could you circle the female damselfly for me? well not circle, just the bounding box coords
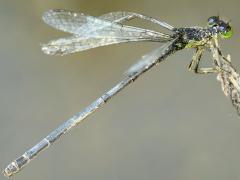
[3,9,239,177]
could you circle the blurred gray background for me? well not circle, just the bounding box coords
[1,0,240,180]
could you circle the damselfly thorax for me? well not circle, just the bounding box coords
[172,27,216,48]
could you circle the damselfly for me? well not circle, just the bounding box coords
[3,9,239,177]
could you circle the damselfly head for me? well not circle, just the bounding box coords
[208,16,233,39]
[218,20,233,39]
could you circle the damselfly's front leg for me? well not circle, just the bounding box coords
[188,47,218,74]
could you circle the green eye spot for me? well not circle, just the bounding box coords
[220,27,233,39]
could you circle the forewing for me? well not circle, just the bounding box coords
[42,10,134,34]
[99,11,137,23]
[43,9,88,34]
[42,9,173,36]
[41,24,173,55]
[42,35,155,55]
[100,11,174,30]
[42,9,174,55]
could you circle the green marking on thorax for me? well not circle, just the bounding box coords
[185,40,207,48]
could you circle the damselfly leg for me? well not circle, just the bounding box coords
[189,47,218,74]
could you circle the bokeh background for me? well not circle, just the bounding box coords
[1,0,240,180]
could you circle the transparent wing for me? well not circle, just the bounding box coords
[42,35,165,55]
[42,9,87,34]
[42,9,174,34]
[99,11,137,23]
[42,11,134,34]
[42,10,174,55]
[99,11,175,30]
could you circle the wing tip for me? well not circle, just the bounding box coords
[41,43,61,56]
[42,9,70,23]
[41,42,76,56]
[42,10,52,23]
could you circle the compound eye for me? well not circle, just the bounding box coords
[218,20,227,31]
[218,21,233,39]
[208,16,219,26]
